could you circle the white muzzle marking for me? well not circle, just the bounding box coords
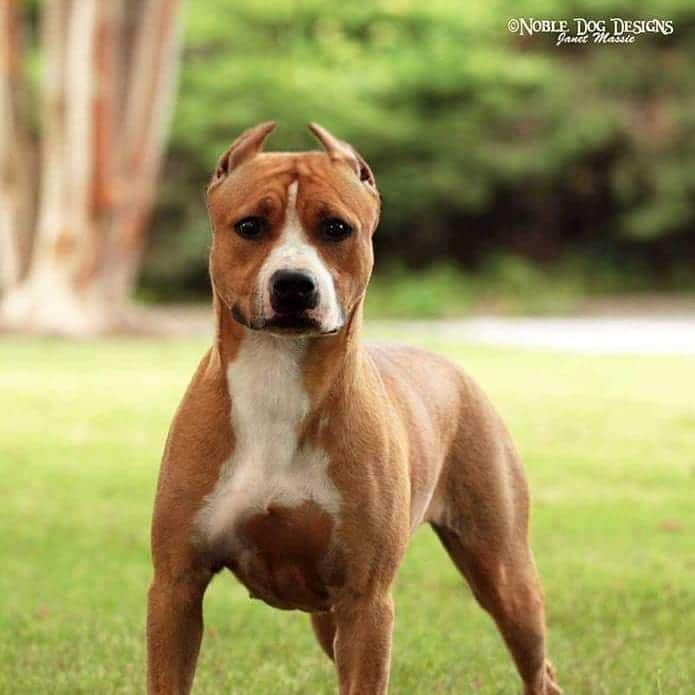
[256,181,343,333]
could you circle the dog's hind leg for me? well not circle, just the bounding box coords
[427,400,562,695]
[431,522,561,695]
[310,611,336,660]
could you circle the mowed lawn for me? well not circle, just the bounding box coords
[1,329,694,694]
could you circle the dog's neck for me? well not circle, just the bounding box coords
[211,292,366,418]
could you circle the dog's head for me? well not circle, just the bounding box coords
[206,122,380,337]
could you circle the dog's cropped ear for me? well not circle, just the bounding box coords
[308,122,376,189]
[208,121,276,192]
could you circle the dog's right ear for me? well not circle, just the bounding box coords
[207,121,276,192]
[307,122,376,189]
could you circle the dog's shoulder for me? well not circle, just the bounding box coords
[366,341,464,383]
[364,341,500,424]
[364,341,466,412]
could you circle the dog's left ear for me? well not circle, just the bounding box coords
[308,122,376,189]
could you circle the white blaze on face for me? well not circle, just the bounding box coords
[257,181,343,332]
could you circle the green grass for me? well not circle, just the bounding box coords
[1,331,694,694]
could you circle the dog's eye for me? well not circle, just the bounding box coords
[234,216,266,240]
[321,217,353,242]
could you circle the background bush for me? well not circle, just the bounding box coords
[142,0,695,299]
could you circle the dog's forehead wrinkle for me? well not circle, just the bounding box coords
[297,177,367,221]
[238,156,366,218]
[243,152,342,186]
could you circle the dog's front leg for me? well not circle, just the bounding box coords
[146,566,211,695]
[333,593,395,695]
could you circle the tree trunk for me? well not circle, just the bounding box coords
[0,0,34,297]
[0,0,182,336]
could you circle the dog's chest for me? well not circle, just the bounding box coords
[196,334,342,610]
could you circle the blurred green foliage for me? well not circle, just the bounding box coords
[362,254,657,318]
[144,0,695,298]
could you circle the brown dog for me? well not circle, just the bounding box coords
[147,122,562,695]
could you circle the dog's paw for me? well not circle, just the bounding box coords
[523,661,563,695]
[542,660,563,695]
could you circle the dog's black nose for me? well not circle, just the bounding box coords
[270,269,319,314]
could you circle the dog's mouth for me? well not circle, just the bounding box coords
[263,313,323,335]
[231,304,340,337]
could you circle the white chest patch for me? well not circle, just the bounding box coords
[196,331,341,550]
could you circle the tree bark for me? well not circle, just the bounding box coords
[106,0,182,308]
[0,0,34,295]
[0,0,182,336]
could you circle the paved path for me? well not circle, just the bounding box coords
[151,305,695,355]
[380,317,695,355]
